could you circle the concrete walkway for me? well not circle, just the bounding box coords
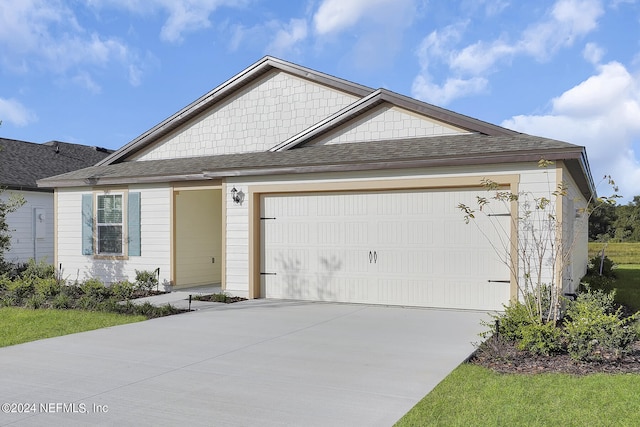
[131,285,224,310]
[0,300,489,426]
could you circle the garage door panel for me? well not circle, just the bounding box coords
[261,189,511,310]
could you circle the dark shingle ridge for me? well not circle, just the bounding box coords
[0,137,113,190]
[38,133,582,187]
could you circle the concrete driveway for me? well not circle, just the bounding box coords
[0,300,489,426]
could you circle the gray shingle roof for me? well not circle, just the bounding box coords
[0,138,112,191]
[38,133,590,192]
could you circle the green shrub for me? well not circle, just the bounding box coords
[517,322,564,356]
[567,288,616,317]
[98,299,120,313]
[157,304,182,317]
[134,301,158,317]
[0,274,10,292]
[0,294,18,307]
[52,293,72,309]
[586,255,616,278]
[111,280,135,300]
[60,283,83,299]
[8,279,35,299]
[76,295,99,311]
[580,275,616,293]
[34,277,61,298]
[25,294,46,309]
[80,278,112,301]
[135,270,158,292]
[563,289,638,361]
[494,301,536,341]
[20,259,55,280]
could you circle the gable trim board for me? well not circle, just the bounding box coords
[37,56,595,309]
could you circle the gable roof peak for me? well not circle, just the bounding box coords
[97,56,374,166]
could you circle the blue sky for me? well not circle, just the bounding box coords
[0,0,638,201]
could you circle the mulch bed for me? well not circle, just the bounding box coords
[469,338,640,375]
[131,290,168,299]
[193,294,247,303]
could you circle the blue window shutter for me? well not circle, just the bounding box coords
[81,194,94,255]
[128,192,141,256]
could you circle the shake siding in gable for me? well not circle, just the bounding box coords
[307,104,469,146]
[131,71,361,161]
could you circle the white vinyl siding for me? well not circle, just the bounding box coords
[56,185,172,285]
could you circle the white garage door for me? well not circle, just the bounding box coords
[260,189,511,310]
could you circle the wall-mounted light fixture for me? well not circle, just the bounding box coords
[231,187,245,205]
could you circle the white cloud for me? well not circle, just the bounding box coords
[583,42,605,64]
[0,1,140,88]
[450,39,515,75]
[412,75,488,105]
[501,61,640,202]
[412,0,605,104]
[88,0,249,43]
[72,72,102,94]
[518,0,603,60]
[313,0,401,35]
[0,98,37,126]
[266,19,308,56]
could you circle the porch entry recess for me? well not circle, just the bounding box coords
[260,188,511,310]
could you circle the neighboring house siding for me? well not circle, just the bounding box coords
[132,71,360,161]
[56,185,172,285]
[309,104,469,146]
[5,191,54,264]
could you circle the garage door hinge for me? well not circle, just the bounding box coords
[260,217,276,220]
[487,213,511,217]
[487,280,510,283]
[260,272,277,276]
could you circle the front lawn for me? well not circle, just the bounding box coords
[397,253,640,426]
[0,307,145,347]
[395,364,640,426]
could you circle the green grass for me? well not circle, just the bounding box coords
[589,242,640,265]
[398,243,640,426]
[395,364,640,427]
[0,307,145,347]
[613,265,640,312]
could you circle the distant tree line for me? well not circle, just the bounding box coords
[589,196,640,242]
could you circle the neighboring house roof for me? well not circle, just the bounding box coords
[37,133,594,199]
[0,138,112,191]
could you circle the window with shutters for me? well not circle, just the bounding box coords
[97,194,123,255]
[82,191,141,258]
